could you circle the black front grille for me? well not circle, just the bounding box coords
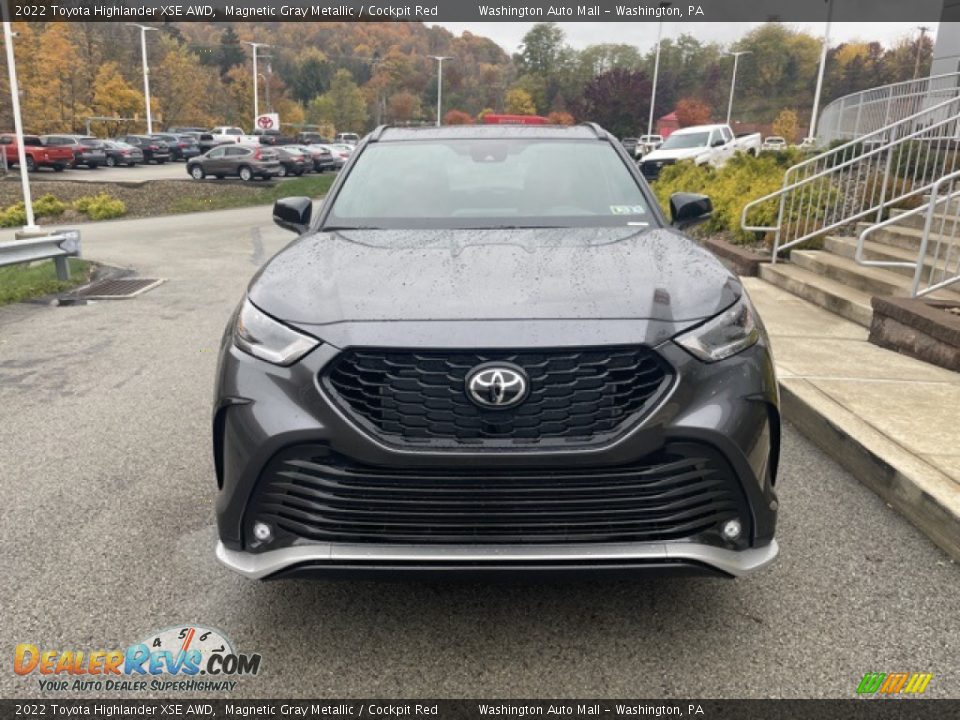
[322,347,673,447]
[248,444,749,546]
[641,158,675,180]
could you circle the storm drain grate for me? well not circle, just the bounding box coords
[75,278,165,300]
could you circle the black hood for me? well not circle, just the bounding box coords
[249,226,739,332]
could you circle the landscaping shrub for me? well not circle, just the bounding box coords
[73,193,126,220]
[0,194,66,227]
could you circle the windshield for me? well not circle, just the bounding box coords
[659,132,709,150]
[324,138,652,230]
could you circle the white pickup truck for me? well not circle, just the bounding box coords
[208,126,260,145]
[639,123,761,180]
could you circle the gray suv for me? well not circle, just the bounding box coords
[187,145,281,181]
[213,124,780,581]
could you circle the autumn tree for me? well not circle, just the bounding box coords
[505,88,537,115]
[388,91,421,122]
[675,98,712,127]
[547,111,575,125]
[771,108,799,142]
[307,69,367,134]
[92,63,144,125]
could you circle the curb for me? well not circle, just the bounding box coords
[780,377,960,562]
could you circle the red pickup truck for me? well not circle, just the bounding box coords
[0,133,74,171]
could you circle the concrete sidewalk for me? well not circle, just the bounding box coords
[745,277,960,561]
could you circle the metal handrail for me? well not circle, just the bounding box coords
[817,71,960,145]
[741,94,960,262]
[857,171,960,297]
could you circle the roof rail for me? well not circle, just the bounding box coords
[579,122,608,140]
[368,125,389,142]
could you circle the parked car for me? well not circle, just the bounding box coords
[762,136,787,151]
[295,131,332,145]
[186,144,281,181]
[40,134,107,168]
[213,123,780,581]
[637,134,664,158]
[334,132,360,145]
[101,140,143,167]
[209,126,260,145]
[150,133,200,161]
[254,129,297,146]
[274,146,311,177]
[179,131,230,154]
[307,144,340,171]
[165,126,207,134]
[0,133,73,171]
[115,135,171,164]
[621,137,638,156]
[640,124,761,180]
[284,144,331,173]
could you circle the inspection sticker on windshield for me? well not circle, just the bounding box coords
[610,205,646,215]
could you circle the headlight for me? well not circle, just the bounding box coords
[233,298,319,366]
[675,295,760,362]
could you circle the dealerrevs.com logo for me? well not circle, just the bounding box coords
[856,672,933,696]
[14,625,261,693]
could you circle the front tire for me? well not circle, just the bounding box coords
[189,165,205,180]
[276,165,288,178]
[106,156,117,167]
[25,156,36,172]
[238,166,253,182]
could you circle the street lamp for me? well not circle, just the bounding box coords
[913,26,931,79]
[808,0,834,141]
[724,51,752,126]
[127,24,158,135]
[429,55,453,127]
[647,2,672,138]
[2,18,37,230]
[243,41,271,129]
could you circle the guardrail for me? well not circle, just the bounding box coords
[0,230,82,281]
[818,71,960,145]
[741,95,960,262]
[857,172,960,297]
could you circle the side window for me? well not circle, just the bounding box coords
[208,148,226,159]
[709,130,720,147]
[227,147,249,157]
[722,127,734,143]
[0,136,11,145]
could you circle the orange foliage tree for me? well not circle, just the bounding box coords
[675,98,712,127]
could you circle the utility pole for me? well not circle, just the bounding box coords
[3,16,37,230]
[429,55,453,126]
[808,0,834,141]
[913,26,931,79]
[243,41,270,129]
[647,3,672,138]
[725,51,752,127]
[127,24,158,134]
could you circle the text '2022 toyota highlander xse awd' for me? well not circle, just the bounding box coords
[213,124,780,580]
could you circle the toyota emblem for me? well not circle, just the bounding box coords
[465,363,529,409]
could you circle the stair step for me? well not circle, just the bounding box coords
[758,263,873,327]
[825,236,955,282]
[887,208,960,232]
[790,250,915,297]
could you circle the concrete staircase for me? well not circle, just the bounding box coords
[758,205,960,327]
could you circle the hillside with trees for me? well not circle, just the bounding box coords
[0,21,933,138]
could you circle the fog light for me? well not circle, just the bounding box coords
[721,519,742,541]
[253,522,273,543]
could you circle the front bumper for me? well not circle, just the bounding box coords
[213,328,780,580]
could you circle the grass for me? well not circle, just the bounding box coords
[168,174,336,214]
[0,258,94,306]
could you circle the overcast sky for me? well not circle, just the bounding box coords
[431,22,940,54]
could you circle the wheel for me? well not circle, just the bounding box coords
[295,169,304,177]
[276,165,288,178]
[53,164,65,172]
[157,160,166,165]
[106,156,117,167]
[238,166,253,182]
[127,162,136,167]
[189,164,205,180]
[25,155,36,172]
[87,163,98,169]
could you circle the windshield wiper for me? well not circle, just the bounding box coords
[320,225,381,232]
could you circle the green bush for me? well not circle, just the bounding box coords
[73,193,125,220]
[0,194,68,227]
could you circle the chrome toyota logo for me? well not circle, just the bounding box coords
[466,363,529,409]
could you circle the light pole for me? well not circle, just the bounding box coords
[808,0,834,141]
[913,26,931,79]
[725,51,752,126]
[429,55,453,126]
[647,3,672,138]
[2,18,37,230]
[127,24,158,134]
[244,41,270,129]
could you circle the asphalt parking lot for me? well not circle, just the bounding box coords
[23,161,328,183]
[1,207,958,699]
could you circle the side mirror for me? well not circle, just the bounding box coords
[712,138,726,147]
[670,192,713,230]
[273,196,312,234]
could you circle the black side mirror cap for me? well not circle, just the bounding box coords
[712,138,726,147]
[272,197,312,234]
[670,192,713,231]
